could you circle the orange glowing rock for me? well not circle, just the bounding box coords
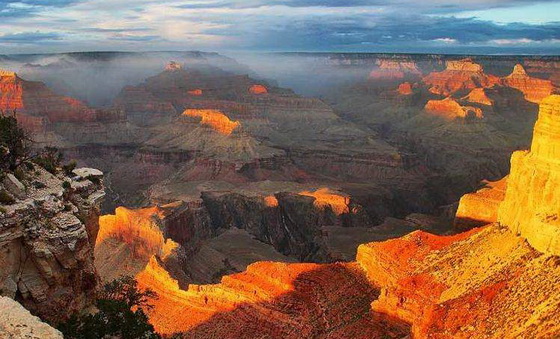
[249,84,268,95]
[398,82,413,95]
[299,188,350,215]
[423,59,501,96]
[0,71,24,111]
[425,97,484,120]
[497,95,560,255]
[263,195,279,207]
[182,109,240,135]
[1,70,123,132]
[96,206,166,259]
[454,177,508,230]
[463,88,494,106]
[503,64,555,104]
[136,260,407,337]
[188,89,203,96]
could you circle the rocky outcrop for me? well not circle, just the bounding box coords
[462,87,494,106]
[182,109,240,135]
[397,82,413,95]
[249,84,268,95]
[454,177,507,230]
[369,60,422,81]
[0,166,104,323]
[425,97,484,120]
[503,64,556,104]
[423,59,501,96]
[0,296,63,339]
[354,95,560,337]
[357,224,560,338]
[497,95,560,255]
[0,71,124,133]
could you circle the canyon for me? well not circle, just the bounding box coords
[96,96,560,338]
[1,52,559,338]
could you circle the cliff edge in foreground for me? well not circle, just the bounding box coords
[0,165,104,323]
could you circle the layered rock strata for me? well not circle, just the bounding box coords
[503,64,555,104]
[0,71,124,133]
[497,95,560,255]
[0,167,104,322]
[425,97,484,120]
[423,59,501,96]
[137,260,411,337]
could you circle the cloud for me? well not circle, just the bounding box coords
[0,31,63,43]
[0,0,558,53]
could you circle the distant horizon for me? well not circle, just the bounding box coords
[2,49,560,58]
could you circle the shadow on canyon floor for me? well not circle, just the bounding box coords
[144,262,411,338]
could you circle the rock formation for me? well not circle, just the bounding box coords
[497,95,560,255]
[0,166,104,323]
[462,87,494,106]
[454,177,507,230]
[397,82,413,95]
[0,71,123,133]
[369,60,422,81]
[182,109,241,135]
[503,64,556,104]
[356,95,560,338]
[107,95,560,338]
[165,61,183,71]
[0,296,63,339]
[425,97,484,120]
[249,84,268,95]
[137,260,410,337]
[423,59,501,96]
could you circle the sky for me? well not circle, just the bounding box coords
[0,0,559,54]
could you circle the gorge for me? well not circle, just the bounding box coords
[1,52,559,338]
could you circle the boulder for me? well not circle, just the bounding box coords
[3,173,26,200]
[72,168,103,180]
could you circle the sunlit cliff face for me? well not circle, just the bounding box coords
[263,195,279,207]
[299,188,350,216]
[182,109,241,135]
[188,89,203,96]
[425,97,484,120]
[0,72,24,111]
[503,64,555,104]
[96,206,166,259]
[249,84,268,95]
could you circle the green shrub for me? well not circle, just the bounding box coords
[0,190,15,205]
[14,167,26,182]
[63,160,78,176]
[0,206,6,214]
[33,147,63,174]
[0,115,31,172]
[62,181,71,190]
[86,175,101,185]
[58,276,160,339]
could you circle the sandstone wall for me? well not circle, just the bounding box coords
[498,95,560,255]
